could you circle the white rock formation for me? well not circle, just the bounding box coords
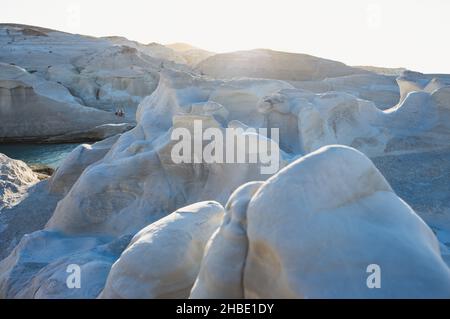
[0,230,131,298]
[258,84,450,157]
[106,37,215,69]
[2,25,450,299]
[190,182,263,299]
[48,135,120,194]
[0,153,38,210]
[0,24,109,73]
[166,43,215,67]
[291,73,400,109]
[194,48,403,110]
[0,68,289,298]
[43,123,135,143]
[43,70,290,237]
[355,65,407,76]
[0,24,193,120]
[396,70,450,103]
[0,136,119,261]
[0,24,192,141]
[62,45,162,115]
[99,201,224,298]
[196,49,367,81]
[0,63,127,142]
[192,146,450,298]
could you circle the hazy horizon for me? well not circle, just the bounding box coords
[2,0,450,74]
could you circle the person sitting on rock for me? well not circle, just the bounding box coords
[115,108,125,117]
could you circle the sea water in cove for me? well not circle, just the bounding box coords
[0,143,80,168]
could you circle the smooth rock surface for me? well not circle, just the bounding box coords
[191,147,450,299]
[0,230,131,298]
[196,49,367,81]
[0,24,191,141]
[99,201,224,298]
[2,25,450,299]
[0,153,38,210]
[242,146,450,298]
[190,182,263,299]
[0,137,118,260]
[0,63,126,142]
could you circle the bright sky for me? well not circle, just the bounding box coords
[2,0,450,73]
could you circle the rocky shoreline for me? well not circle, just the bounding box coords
[1,24,450,299]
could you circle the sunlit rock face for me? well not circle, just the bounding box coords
[192,146,450,299]
[49,45,162,116]
[196,49,367,81]
[256,77,450,244]
[104,36,189,65]
[195,48,404,110]
[0,63,127,142]
[0,153,38,210]
[0,24,192,141]
[165,42,215,67]
[396,70,450,103]
[2,25,450,299]
[190,182,263,299]
[105,38,215,68]
[0,24,190,116]
[0,70,289,298]
[291,73,400,110]
[258,84,450,157]
[243,146,450,298]
[44,70,290,237]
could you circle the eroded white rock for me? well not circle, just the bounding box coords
[242,146,450,298]
[196,49,366,81]
[0,63,126,142]
[190,182,263,299]
[190,146,450,299]
[0,153,38,210]
[99,201,224,299]
[0,230,130,299]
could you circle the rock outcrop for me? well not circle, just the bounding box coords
[0,63,128,142]
[0,136,119,261]
[258,84,450,157]
[0,70,288,298]
[0,153,38,210]
[0,230,131,298]
[396,70,450,103]
[196,49,367,81]
[99,201,224,298]
[190,182,263,299]
[42,70,289,237]
[291,73,400,109]
[192,146,450,298]
[1,25,450,299]
[0,24,189,141]
[166,43,215,67]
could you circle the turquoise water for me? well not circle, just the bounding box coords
[0,143,81,168]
